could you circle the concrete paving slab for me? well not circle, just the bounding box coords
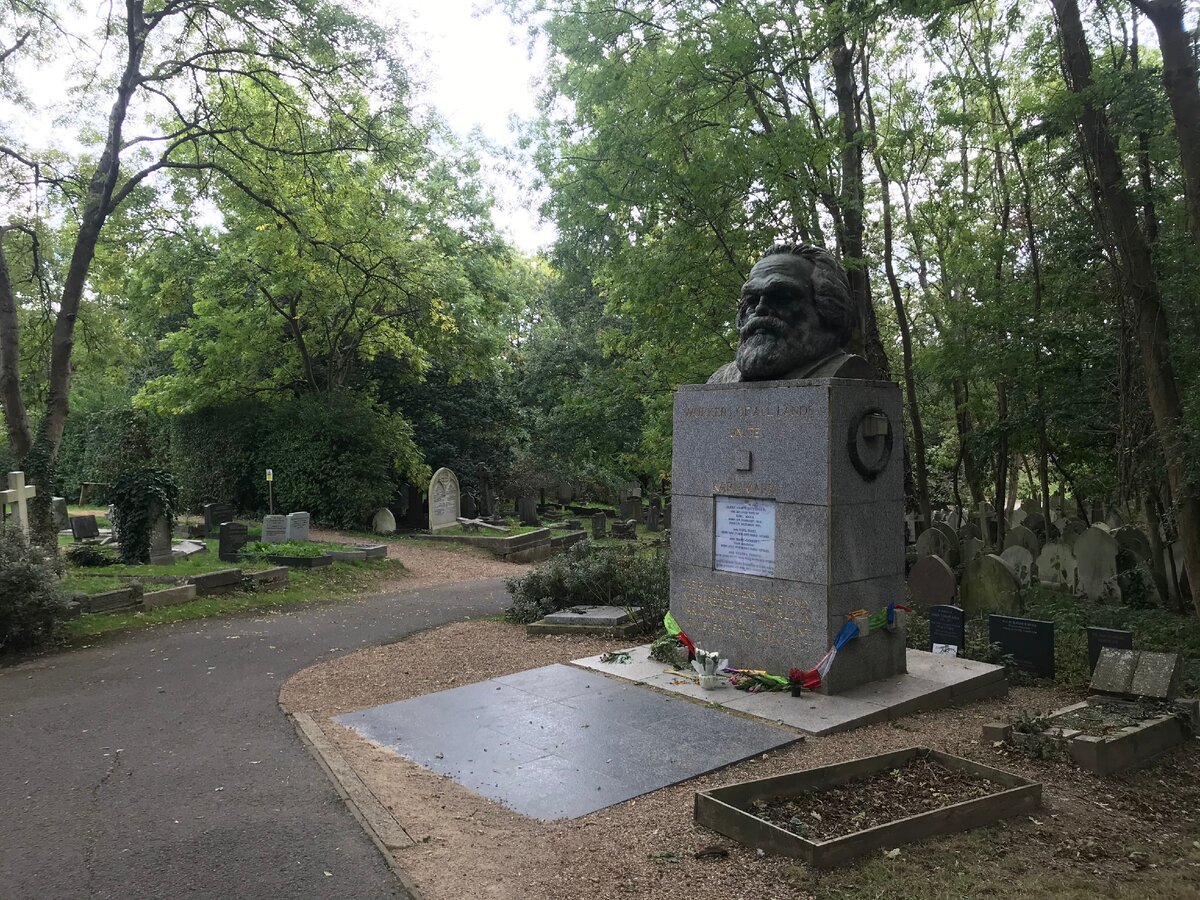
[336,664,800,821]
[572,648,1006,736]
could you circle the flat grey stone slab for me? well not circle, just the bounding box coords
[1091,647,1180,700]
[573,647,1006,736]
[540,605,639,626]
[334,664,799,821]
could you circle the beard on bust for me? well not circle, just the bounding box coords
[735,315,840,380]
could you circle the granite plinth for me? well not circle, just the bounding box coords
[669,378,906,693]
[572,646,1006,736]
[335,664,800,820]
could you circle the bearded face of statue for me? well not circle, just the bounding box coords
[734,254,842,380]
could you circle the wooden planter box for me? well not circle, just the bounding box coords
[266,553,333,569]
[984,698,1198,776]
[695,747,1040,868]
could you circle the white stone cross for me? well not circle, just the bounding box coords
[1,470,37,535]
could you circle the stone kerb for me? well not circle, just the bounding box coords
[669,377,906,694]
[428,467,461,532]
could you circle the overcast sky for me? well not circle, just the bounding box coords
[388,1,553,251]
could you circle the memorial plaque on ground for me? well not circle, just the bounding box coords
[670,377,906,694]
[929,604,966,657]
[1091,647,1180,700]
[261,514,287,544]
[1086,626,1133,674]
[988,614,1055,678]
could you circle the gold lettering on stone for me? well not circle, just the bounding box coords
[729,426,762,438]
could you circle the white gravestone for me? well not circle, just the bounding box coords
[999,545,1034,587]
[262,514,288,544]
[428,467,461,532]
[285,511,310,542]
[1037,542,1077,592]
[1075,525,1120,602]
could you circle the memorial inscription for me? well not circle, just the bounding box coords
[713,496,776,577]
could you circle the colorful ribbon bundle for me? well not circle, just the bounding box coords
[664,602,910,692]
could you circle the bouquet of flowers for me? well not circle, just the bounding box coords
[691,648,728,689]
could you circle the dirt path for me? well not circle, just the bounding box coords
[309,527,533,591]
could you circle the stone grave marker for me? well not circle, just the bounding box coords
[428,467,461,532]
[960,535,984,566]
[946,508,963,531]
[149,507,174,565]
[1036,542,1076,591]
[52,497,69,531]
[285,511,310,542]
[1,471,36,534]
[670,371,906,694]
[1058,518,1088,547]
[914,526,953,562]
[591,512,606,539]
[988,614,1055,678]
[1004,523,1041,559]
[477,466,494,518]
[647,504,660,532]
[960,520,981,541]
[370,507,396,534]
[518,496,540,527]
[999,545,1034,587]
[1114,526,1151,564]
[1086,626,1133,674]
[1009,507,1027,528]
[663,501,671,529]
[461,494,479,520]
[929,604,966,656]
[931,522,961,566]
[1091,647,1179,700]
[904,513,919,544]
[960,554,1021,617]
[203,502,235,538]
[907,555,956,608]
[219,521,250,562]
[1105,510,1126,530]
[71,514,100,541]
[1022,512,1046,538]
[619,497,642,524]
[611,520,637,540]
[1075,525,1120,602]
[262,514,288,544]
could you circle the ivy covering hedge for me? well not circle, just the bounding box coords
[55,393,426,529]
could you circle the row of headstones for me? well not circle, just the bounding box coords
[911,514,1162,613]
[905,497,1126,547]
[928,604,1140,682]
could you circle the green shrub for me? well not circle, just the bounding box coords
[0,526,68,653]
[505,540,669,628]
[109,467,178,564]
[64,543,117,568]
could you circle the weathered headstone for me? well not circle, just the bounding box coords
[1114,526,1151,564]
[929,604,966,657]
[960,520,981,541]
[1075,525,1120,602]
[959,535,984,566]
[1022,511,1046,538]
[989,614,1055,677]
[611,520,637,540]
[369,507,396,535]
[960,554,1021,617]
[907,555,956,608]
[931,522,961,566]
[285,511,310,542]
[517,496,540,527]
[914,526,953,562]
[647,504,660,532]
[1009,507,1027,529]
[1058,518,1088,548]
[203,502,235,538]
[149,506,174,566]
[999,545,1034,587]
[1091,647,1179,700]
[590,512,606,539]
[477,466,494,518]
[218,521,250,562]
[1004,523,1040,559]
[71,514,100,542]
[262,514,288,544]
[1086,626,1133,674]
[52,497,69,532]
[619,497,642,524]
[663,501,671,529]
[461,494,479,520]
[1036,542,1077,591]
[428,467,461,532]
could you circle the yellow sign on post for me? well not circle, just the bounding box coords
[266,468,274,514]
[266,469,273,482]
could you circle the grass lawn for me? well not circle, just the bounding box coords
[63,557,406,641]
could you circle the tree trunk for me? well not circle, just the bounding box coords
[830,31,890,376]
[1132,0,1200,247]
[1053,0,1200,616]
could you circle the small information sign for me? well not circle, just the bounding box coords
[714,496,776,577]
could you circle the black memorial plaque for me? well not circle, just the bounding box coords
[989,614,1055,678]
[70,514,100,541]
[929,605,966,657]
[1086,626,1133,674]
[203,502,235,538]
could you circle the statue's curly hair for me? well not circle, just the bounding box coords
[760,244,854,345]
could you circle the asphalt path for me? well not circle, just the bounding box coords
[0,577,513,900]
